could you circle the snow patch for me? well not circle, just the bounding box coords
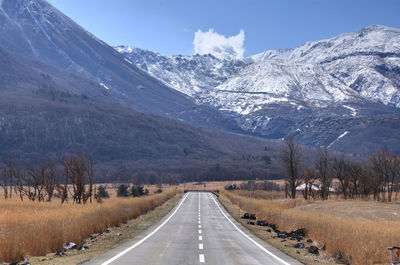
[328,131,349,148]
[124,58,133,64]
[343,105,358,116]
[100,83,110,90]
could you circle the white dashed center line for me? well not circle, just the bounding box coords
[198,193,205,263]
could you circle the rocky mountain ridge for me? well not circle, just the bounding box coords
[116,25,400,153]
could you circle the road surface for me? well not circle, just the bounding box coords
[85,192,303,265]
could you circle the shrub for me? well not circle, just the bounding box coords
[117,184,129,197]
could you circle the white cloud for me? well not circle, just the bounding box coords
[193,29,245,60]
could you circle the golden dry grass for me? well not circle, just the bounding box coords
[222,190,400,265]
[0,188,179,263]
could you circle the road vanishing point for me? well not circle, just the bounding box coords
[85,192,303,265]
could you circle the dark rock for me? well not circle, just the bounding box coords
[266,229,272,232]
[280,239,287,242]
[247,221,255,225]
[78,245,88,251]
[256,220,268,226]
[104,228,111,233]
[241,213,256,220]
[290,228,306,237]
[307,239,313,243]
[289,228,306,241]
[320,244,326,251]
[308,246,319,255]
[56,251,66,257]
[269,224,277,230]
[278,232,289,238]
[294,243,305,249]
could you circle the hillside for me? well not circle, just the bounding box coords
[0,0,240,131]
[0,46,279,181]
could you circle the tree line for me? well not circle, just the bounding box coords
[1,154,95,204]
[282,135,400,201]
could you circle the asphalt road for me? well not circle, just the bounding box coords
[85,192,303,265]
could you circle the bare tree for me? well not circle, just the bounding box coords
[26,164,48,202]
[11,163,25,201]
[316,146,331,200]
[303,168,317,200]
[332,157,348,199]
[61,154,95,204]
[43,161,57,202]
[281,135,302,199]
[1,160,14,199]
[369,147,397,201]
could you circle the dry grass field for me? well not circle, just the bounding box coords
[222,190,400,265]
[0,188,180,263]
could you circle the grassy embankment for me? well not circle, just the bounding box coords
[221,190,400,265]
[0,188,179,263]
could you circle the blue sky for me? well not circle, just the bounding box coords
[48,0,400,57]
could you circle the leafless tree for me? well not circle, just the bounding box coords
[368,147,399,201]
[43,161,57,202]
[61,154,95,204]
[1,160,14,199]
[316,146,331,200]
[303,168,317,200]
[11,164,25,201]
[26,163,48,202]
[332,157,348,199]
[281,135,302,199]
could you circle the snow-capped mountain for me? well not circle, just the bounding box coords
[115,46,246,99]
[205,59,357,115]
[116,25,400,153]
[249,25,400,108]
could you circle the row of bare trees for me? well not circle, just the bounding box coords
[1,154,95,204]
[282,135,400,201]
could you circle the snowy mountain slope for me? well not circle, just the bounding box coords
[116,25,400,153]
[204,59,358,115]
[249,25,400,107]
[115,46,246,99]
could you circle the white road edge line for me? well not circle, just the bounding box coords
[100,193,190,265]
[210,195,292,265]
[199,235,202,240]
[199,254,205,263]
[199,243,203,250]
